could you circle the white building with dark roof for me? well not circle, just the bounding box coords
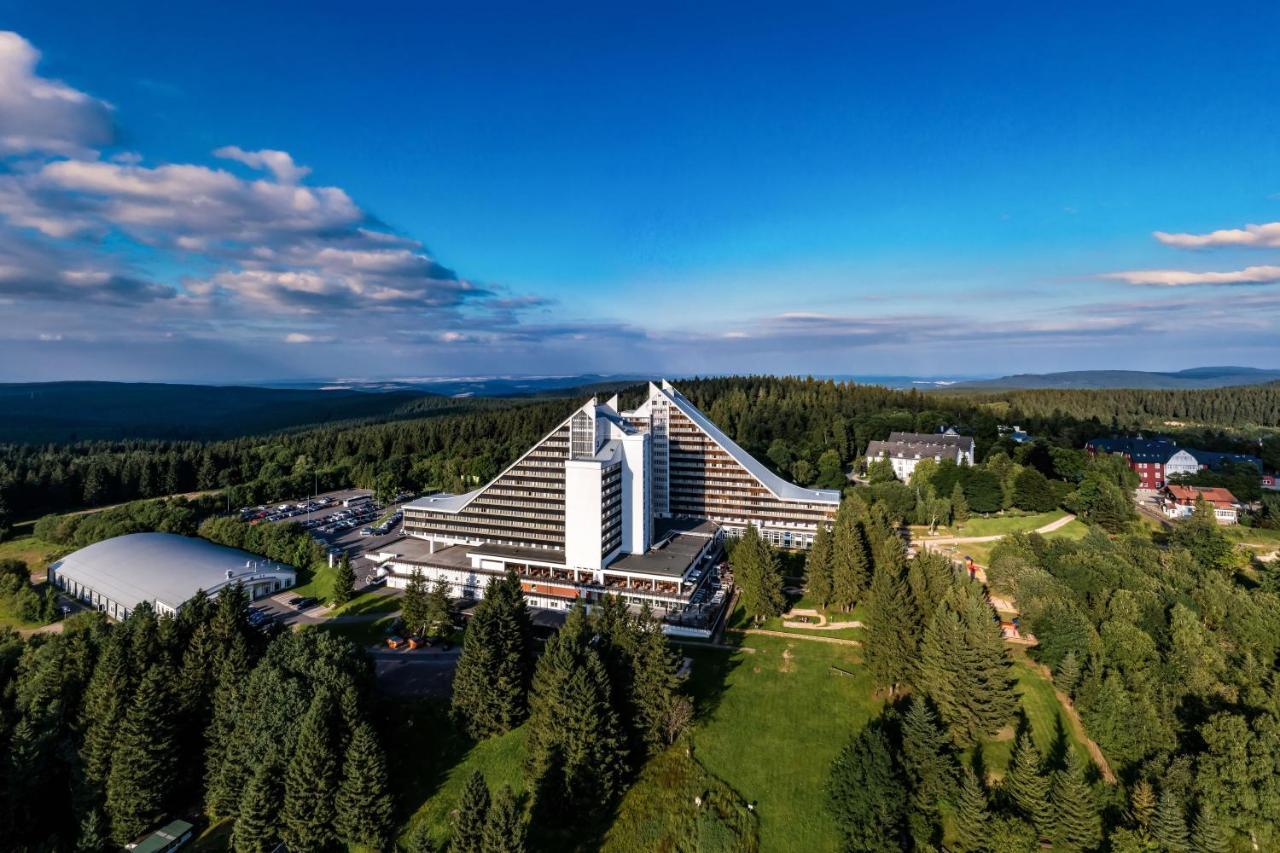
[865,429,976,482]
[48,532,296,619]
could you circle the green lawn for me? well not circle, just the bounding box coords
[683,634,878,852]
[392,701,529,851]
[604,745,759,852]
[682,634,1090,852]
[290,560,337,600]
[951,510,1068,538]
[0,535,61,578]
[329,587,402,617]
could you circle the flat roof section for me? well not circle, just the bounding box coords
[609,529,715,579]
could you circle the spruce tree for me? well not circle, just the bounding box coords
[1127,779,1156,832]
[1190,807,1229,853]
[899,695,957,848]
[917,583,1018,744]
[79,630,129,789]
[332,552,355,606]
[733,526,785,621]
[482,785,526,853]
[953,768,992,853]
[451,570,534,737]
[906,550,951,620]
[831,501,870,610]
[629,613,685,754]
[75,807,109,853]
[204,633,251,817]
[335,722,393,849]
[1004,729,1053,837]
[1150,788,1189,852]
[401,569,431,637]
[806,523,834,609]
[105,663,179,844]
[452,771,490,853]
[425,579,452,636]
[527,608,629,819]
[1050,750,1101,852]
[1056,650,1081,698]
[863,542,917,696]
[281,692,338,852]
[951,482,970,525]
[826,720,905,853]
[233,759,281,853]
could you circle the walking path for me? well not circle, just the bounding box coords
[781,608,864,631]
[726,627,862,647]
[916,512,1077,547]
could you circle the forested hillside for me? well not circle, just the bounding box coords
[3,376,1279,536]
[0,381,463,443]
[967,382,1280,430]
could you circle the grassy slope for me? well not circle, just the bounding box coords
[684,635,1088,852]
[683,635,878,852]
[392,702,528,850]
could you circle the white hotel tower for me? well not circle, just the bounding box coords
[371,382,839,614]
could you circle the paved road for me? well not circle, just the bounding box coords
[369,647,460,698]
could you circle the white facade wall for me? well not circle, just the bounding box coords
[564,459,605,575]
[621,431,652,556]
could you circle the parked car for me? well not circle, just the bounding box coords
[293,597,317,610]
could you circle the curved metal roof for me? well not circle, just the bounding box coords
[50,532,295,612]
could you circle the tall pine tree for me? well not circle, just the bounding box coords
[826,720,905,853]
[806,523,834,609]
[451,570,534,738]
[452,771,490,853]
[1004,729,1053,837]
[334,722,393,849]
[917,582,1018,744]
[281,692,338,852]
[831,499,871,610]
[1190,806,1229,853]
[952,768,992,853]
[482,785,526,853]
[1050,750,1101,853]
[733,526,785,621]
[899,695,957,849]
[1150,788,1189,852]
[105,663,179,844]
[863,539,918,696]
[332,552,355,606]
[233,758,281,853]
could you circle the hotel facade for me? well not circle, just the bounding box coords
[372,381,839,620]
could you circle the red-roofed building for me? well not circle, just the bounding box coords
[1161,484,1239,525]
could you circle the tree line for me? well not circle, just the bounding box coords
[6,375,1278,540]
[442,572,691,848]
[799,482,1280,849]
[0,585,393,852]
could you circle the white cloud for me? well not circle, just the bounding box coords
[0,31,113,156]
[1155,221,1280,249]
[214,145,312,184]
[1100,265,1280,286]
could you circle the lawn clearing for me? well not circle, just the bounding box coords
[289,560,336,600]
[604,745,759,852]
[683,634,878,852]
[0,535,62,578]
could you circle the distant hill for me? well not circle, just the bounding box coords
[949,366,1280,391]
[0,382,445,444]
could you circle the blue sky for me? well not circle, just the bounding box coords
[1,2,1279,382]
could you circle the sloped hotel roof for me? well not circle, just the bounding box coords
[655,383,841,505]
